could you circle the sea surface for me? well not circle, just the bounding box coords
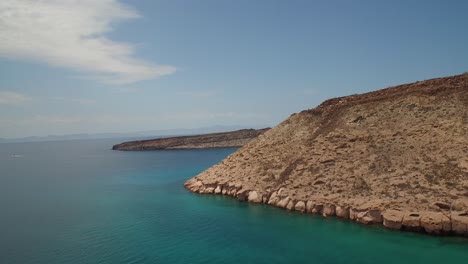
[0,139,467,264]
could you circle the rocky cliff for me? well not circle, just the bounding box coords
[185,74,468,237]
[112,128,269,150]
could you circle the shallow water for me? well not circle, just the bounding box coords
[0,139,466,264]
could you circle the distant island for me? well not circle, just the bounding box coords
[185,74,468,237]
[112,128,270,151]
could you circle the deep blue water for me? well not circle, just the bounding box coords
[0,139,467,264]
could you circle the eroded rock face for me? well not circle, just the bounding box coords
[184,74,468,237]
[336,206,350,219]
[248,191,262,203]
[382,210,404,230]
[420,212,451,234]
[402,212,422,231]
[306,201,315,213]
[295,201,306,213]
[351,209,382,224]
[277,197,290,209]
[323,204,336,217]
[451,212,468,236]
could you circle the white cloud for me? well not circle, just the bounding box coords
[0,91,30,104]
[0,0,176,84]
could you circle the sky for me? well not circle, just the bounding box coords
[0,0,467,138]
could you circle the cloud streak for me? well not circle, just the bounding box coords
[0,0,176,84]
[0,91,30,105]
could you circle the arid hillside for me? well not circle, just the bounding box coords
[185,74,468,236]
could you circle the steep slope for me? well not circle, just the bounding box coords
[112,128,269,150]
[185,74,468,236]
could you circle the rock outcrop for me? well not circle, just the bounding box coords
[185,74,468,237]
[112,128,269,150]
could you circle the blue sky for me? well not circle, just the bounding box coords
[0,0,467,138]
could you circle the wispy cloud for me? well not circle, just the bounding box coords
[49,96,96,105]
[0,91,30,105]
[0,0,176,84]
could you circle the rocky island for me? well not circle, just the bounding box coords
[185,74,468,237]
[112,128,270,150]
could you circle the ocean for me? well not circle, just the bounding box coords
[0,139,466,264]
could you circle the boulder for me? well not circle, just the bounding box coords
[349,208,357,220]
[248,191,262,203]
[402,212,422,231]
[236,189,248,201]
[277,197,290,208]
[214,185,221,194]
[268,191,279,205]
[335,206,350,219]
[312,204,324,214]
[420,211,451,234]
[306,201,315,213]
[382,210,404,230]
[451,212,468,236]
[353,209,382,224]
[295,201,306,213]
[366,209,383,223]
[204,187,215,194]
[323,204,336,217]
[286,200,295,211]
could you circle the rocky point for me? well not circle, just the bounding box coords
[185,74,468,237]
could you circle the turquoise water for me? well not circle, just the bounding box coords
[0,139,466,264]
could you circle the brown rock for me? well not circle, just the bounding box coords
[382,210,404,230]
[420,211,451,234]
[306,201,315,213]
[236,189,248,201]
[323,204,336,217]
[286,200,295,211]
[451,212,468,236]
[277,197,290,208]
[312,204,324,214]
[268,191,279,205]
[402,212,422,231]
[336,206,350,219]
[434,202,451,210]
[295,201,306,213]
[248,191,262,203]
[204,187,215,194]
[352,208,382,224]
[452,200,466,211]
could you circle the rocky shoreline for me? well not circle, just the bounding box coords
[112,128,269,151]
[185,179,468,236]
[184,74,468,237]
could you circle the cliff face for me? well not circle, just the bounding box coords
[112,128,269,150]
[185,74,468,236]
